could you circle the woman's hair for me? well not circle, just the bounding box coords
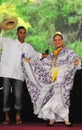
[53,31,63,40]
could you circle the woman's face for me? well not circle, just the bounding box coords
[53,35,63,48]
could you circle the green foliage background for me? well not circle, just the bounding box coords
[0,0,82,59]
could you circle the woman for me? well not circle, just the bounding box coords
[21,32,81,127]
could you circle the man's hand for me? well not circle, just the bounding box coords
[42,49,49,58]
[42,53,48,58]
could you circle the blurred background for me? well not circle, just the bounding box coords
[0,0,82,59]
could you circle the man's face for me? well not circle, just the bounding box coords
[53,35,63,48]
[17,28,26,41]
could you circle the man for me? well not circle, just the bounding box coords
[0,26,47,124]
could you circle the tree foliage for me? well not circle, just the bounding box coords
[0,0,82,59]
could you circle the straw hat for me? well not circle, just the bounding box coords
[0,17,18,30]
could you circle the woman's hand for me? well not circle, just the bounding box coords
[74,58,79,65]
[23,57,31,63]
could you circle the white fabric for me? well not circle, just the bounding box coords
[0,36,41,81]
[38,87,69,122]
[21,47,81,122]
